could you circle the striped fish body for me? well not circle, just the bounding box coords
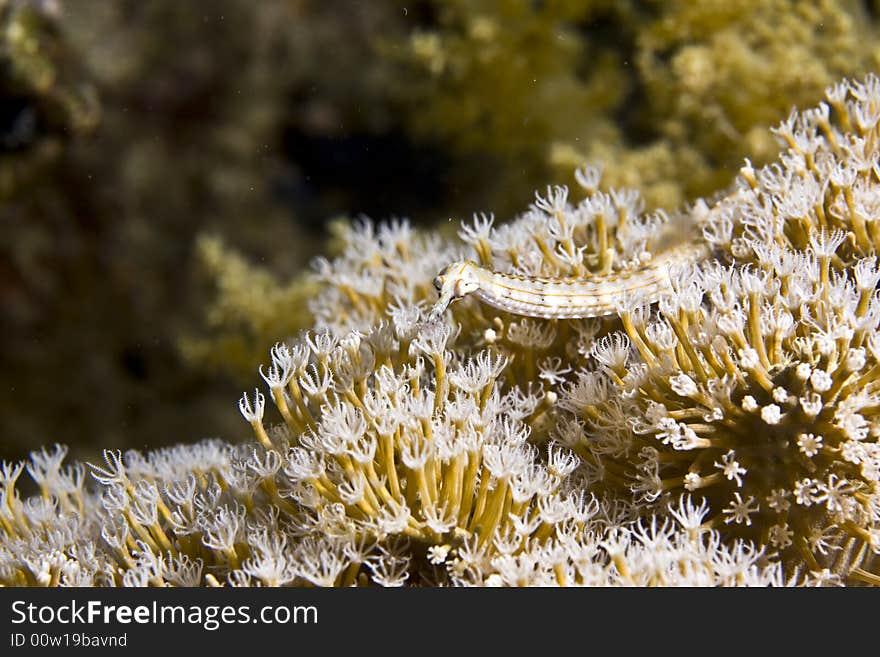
[430,241,708,320]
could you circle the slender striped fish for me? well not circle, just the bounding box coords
[427,241,709,321]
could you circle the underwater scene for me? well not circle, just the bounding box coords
[3,0,880,586]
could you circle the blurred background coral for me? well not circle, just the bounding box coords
[2,0,879,462]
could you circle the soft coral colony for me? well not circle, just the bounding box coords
[4,74,880,587]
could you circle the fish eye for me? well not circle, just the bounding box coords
[433,276,443,290]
